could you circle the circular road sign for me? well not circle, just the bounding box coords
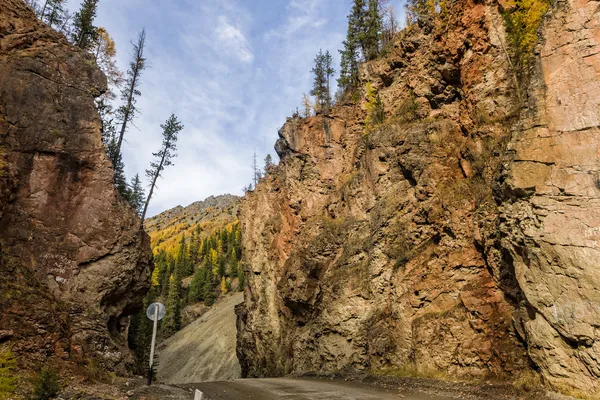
[146,302,166,321]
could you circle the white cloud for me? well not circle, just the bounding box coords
[213,16,254,63]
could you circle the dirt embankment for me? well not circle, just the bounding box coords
[157,292,243,384]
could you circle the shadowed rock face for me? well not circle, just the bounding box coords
[0,0,152,373]
[238,0,600,395]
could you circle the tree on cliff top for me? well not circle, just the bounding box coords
[129,174,145,216]
[338,0,365,94]
[363,0,383,60]
[141,114,184,223]
[311,50,335,113]
[93,28,123,91]
[114,29,147,166]
[40,0,68,30]
[71,0,99,49]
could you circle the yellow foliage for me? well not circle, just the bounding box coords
[0,350,18,399]
[220,277,227,295]
[503,0,550,65]
[364,82,385,133]
[96,27,116,58]
[151,268,159,286]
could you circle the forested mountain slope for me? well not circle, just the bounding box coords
[129,195,244,369]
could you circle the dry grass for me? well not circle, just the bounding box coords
[373,364,454,382]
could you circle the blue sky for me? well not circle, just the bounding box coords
[66,0,405,217]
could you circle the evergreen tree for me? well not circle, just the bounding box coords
[324,50,335,110]
[189,230,200,268]
[162,274,182,335]
[338,0,365,94]
[176,234,192,277]
[264,154,273,173]
[141,114,184,222]
[114,29,147,165]
[188,267,206,303]
[41,0,68,29]
[237,263,245,291]
[71,0,99,50]
[363,0,383,60]
[129,174,145,216]
[310,50,334,113]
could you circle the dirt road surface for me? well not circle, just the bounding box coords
[185,378,467,400]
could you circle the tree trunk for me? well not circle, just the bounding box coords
[140,151,166,224]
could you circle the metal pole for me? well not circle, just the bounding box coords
[147,305,159,385]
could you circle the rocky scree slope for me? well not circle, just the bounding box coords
[237,0,600,396]
[0,0,152,375]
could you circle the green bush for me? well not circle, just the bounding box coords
[0,350,18,400]
[32,368,60,400]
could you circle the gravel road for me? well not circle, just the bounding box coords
[186,378,457,399]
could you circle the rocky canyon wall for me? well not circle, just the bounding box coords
[0,0,152,374]
[238,0,600,395]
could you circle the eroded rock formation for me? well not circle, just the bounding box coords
[238,0,600,395]
[0,0,152,373]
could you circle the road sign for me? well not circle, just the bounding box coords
[146,302,166,321]
[146,302,166,385]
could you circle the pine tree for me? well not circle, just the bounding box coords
[141,114,184,222]
[237,263,245,291]
[114,29,147,165]
[41,0,68,29]
[176,234,192,277]
[324,50,335,110]
[162,274,181,335]
[338,0,366,94]
[71,0,99,50]
[264,154,273,174]
[188,267,206,303]
[363,0,383,60]
[310,50,334,113]
[189,230,200,268]
[129,174,145,216]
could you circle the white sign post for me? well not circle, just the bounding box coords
[146,302,166,385]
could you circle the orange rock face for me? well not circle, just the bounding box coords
[0,0,152,373]
[238,0,600,395]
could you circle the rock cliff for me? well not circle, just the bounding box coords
[238,0,600,395]
[0,0,152,374]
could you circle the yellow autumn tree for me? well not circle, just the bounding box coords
[364,82,385,133]
[503,0,550,65]
[93,27,122,90]
[220,277,228,295]
[151,268,160,286]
